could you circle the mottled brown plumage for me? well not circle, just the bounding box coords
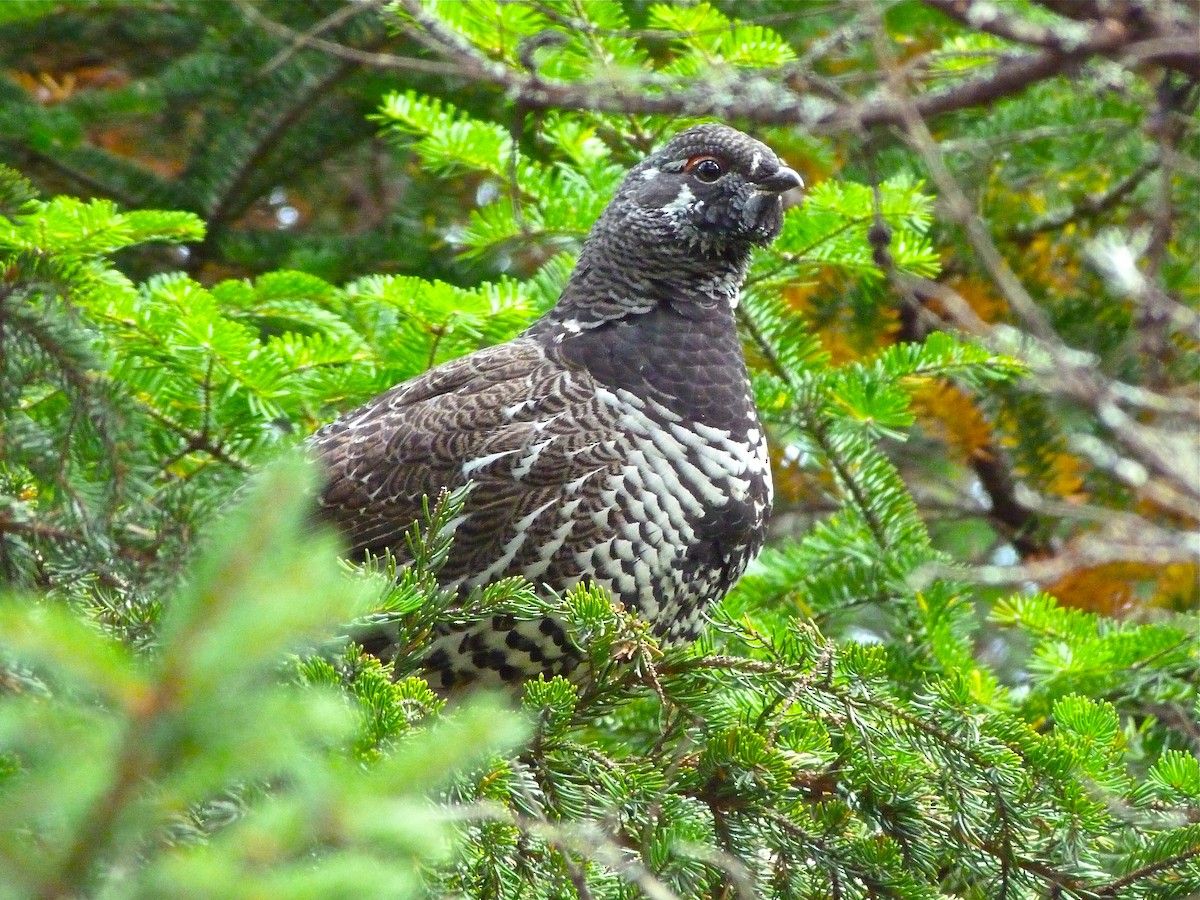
[309,124,801,688]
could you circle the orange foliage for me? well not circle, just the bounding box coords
[780,277,826,312]
[1049,559,1199,616]
[909,380,993,460]
[1135,495,1200,530]
[937,274,1008,324]
[770,445,836,507]
[1039,449,1087,500]
[781,273,900,364]
[92,123,187,178]
[1014,233,1081,295]
[992,404,1089,501]
[816,326,865,366]
[10,65,130,104]
[11,62,188,179]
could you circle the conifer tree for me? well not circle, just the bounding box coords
[1,2,1196,897]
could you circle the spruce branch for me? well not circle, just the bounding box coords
[866,170,1050,559]
[304,0,1198,136]
[1007,154,1160,240]
[1089,841,1200,897]
[736,303,890,550]
[190,59,359,269]
[237,1,465,78]
[2,5,1197,896]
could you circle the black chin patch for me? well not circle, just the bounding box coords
[743,193,784,243]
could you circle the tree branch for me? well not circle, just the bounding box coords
[1008,154,1160,239]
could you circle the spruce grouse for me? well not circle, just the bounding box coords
[310,124,801,689]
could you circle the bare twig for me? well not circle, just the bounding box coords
[1008,154,1160,239]
[239,1,468,77]
[233,0,1183,141]
[256,0,385,75]
[915,526,1198,588]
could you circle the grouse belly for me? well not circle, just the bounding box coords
[573,384,771,643]
[424,383,772,689]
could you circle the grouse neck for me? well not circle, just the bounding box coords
[528,243,751,338]
[524,260,757,435]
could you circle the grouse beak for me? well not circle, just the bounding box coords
[755,166,803,195]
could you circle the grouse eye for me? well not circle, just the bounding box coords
[685,155,726,183]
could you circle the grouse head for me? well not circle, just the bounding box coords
[530,124,801,336]
[604,123,802,259]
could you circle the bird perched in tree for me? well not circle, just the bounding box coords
[310,124,801,689]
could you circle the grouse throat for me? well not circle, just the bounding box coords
[310,124,802,689]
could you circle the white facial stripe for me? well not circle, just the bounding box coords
[663,183,697,215]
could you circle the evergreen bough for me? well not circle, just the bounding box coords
[1,2,1197,898]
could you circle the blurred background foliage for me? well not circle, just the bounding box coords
[0,1,1197,898]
